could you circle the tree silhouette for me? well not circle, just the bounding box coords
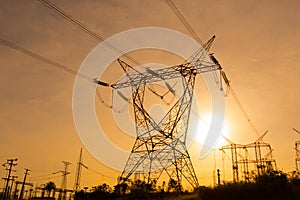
[44,181,56,197]
[167,178,182,192]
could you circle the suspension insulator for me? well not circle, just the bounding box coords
[93,78,110,87]
[221,71,230,86]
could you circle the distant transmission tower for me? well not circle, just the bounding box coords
[292,128,300,170]
[54,161,71,200]
[95,36,222,189]
[74,148,88,192]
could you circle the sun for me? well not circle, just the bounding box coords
[195,115,211,144]
[195,115,230,148]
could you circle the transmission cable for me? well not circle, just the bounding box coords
[0,37,90,80]
[28,173,54,179]
[38,0,142,112]
[87,168,116,181]
[165,0,261,138]
[38,0,178,108]
[165,0,203,45]
[0,36,129,114]
[227,86,260,137]
[38,0,139,66]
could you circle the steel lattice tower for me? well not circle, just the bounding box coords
[99,37,221,189]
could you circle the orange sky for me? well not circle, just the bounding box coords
[0,0,299,191]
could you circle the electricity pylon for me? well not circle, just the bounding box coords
[54,161,71,200]
[292,128,300,170]
[96,36,222,189]
[74,148,88,192]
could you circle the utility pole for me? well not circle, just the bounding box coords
[19,168,30,200]
[2,158,18,200]
[8,176,18,199]
[13,180,18,199]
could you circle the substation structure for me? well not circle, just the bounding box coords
[220,140,277,183]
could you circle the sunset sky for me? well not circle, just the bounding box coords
[0,0,299,191]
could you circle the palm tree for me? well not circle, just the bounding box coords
[44,181,56,197]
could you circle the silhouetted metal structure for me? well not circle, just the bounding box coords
[2,158,18,200]
[14,181,33,200]
[221,142,244,182]
[292,128,300,170]
[74,148,88,192]
[95,36,222,189]
[19,168,30,200]
[295,141,300,171]
[54,161,71,200]
[220,131,276,182]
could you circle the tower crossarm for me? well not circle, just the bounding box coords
[111,62,221,90]
[246,142,272,148]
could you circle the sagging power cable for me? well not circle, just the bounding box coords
[39,0,177,109]
[165,0,262,138]
[0,37,90,80]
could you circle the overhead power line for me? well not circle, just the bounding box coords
[165,0,261,138]
[221,71,261,138]
[38,0,188,113]
[1,0,262,140]
[28,174,61,181]
[38,0,140,66]
[227,86,260,137]
[27,173,54,179]
[87,168,116,181]
[38,0,148,112]
[293,128,300,135]
[0,37,90,80]
[165,0,203,45]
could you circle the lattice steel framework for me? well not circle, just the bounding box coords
[293,128,300,171]
[295,141,300,171]
[221,139,276,183]
[106,37,221,189]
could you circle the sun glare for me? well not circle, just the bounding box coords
[195,115,230,148]
[196,115,211,144]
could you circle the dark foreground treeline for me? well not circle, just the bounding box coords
[198,170,300,200]
[74,170,300,200]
